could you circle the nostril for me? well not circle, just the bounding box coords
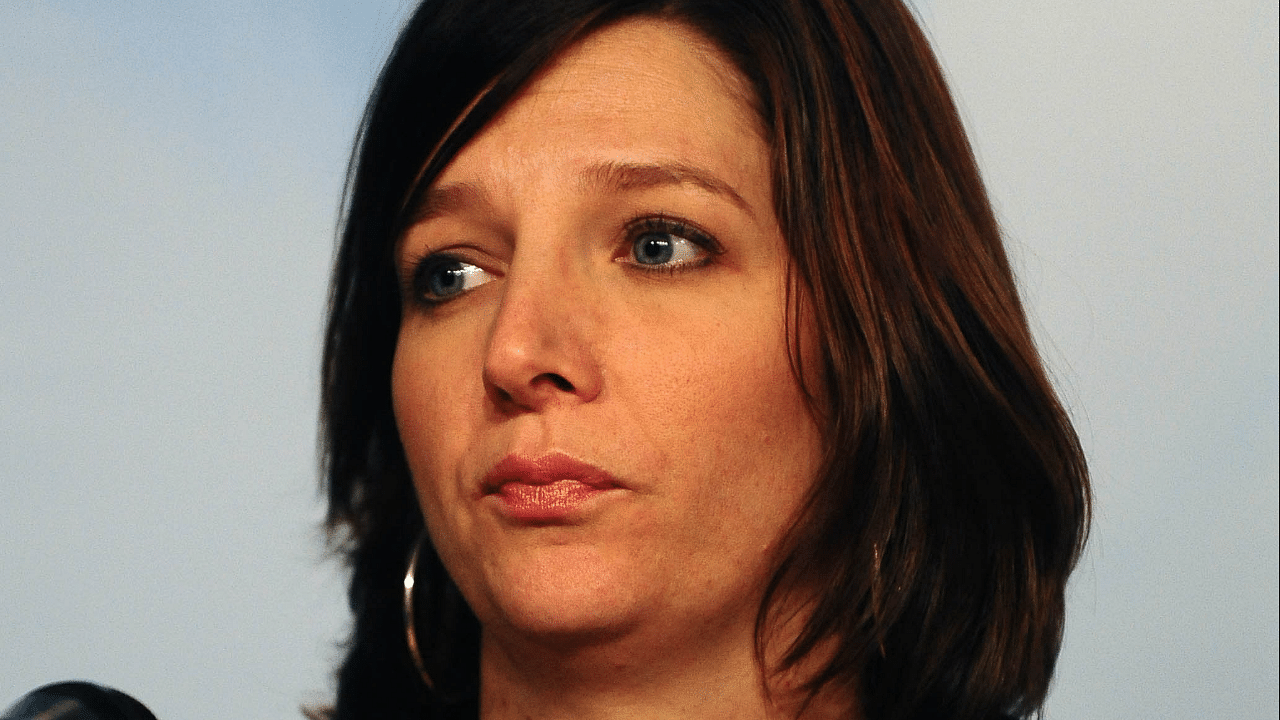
[544,373,575,392]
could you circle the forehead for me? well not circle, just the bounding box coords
[437,17,767,184]
[522,18,759,125]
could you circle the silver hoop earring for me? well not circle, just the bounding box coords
[403,534,435,691]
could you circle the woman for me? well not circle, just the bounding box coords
[320,1,1090,719]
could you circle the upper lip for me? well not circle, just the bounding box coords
[481,452,622,494]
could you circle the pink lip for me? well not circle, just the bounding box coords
[481,453,623,523]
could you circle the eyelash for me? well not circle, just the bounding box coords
[400,214,723,307]
[620,215,722,274]
[402,250,488,308]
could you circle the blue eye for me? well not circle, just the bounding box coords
[627,219,716,269]
[633,233,676,264]
[413,256,493,303]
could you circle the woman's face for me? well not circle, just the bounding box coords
[392,19,822,651]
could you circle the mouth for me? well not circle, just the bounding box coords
[481,452,624,523]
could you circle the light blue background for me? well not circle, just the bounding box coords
[2,1,1276,718]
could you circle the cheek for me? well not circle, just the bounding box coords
[390,325,484,509]
[391,335,494,595]
[610,297,821,525]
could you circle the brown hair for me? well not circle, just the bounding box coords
[322,1,1090,718]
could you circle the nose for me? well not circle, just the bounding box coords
[482,253,603,412]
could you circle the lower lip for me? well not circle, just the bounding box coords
[490,479,612,522]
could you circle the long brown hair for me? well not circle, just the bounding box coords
[321,1,1090,718]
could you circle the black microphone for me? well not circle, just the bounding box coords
[1,682,158,720]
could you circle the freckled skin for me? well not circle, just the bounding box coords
[392,18,826,720]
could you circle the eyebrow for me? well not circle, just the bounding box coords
[581,160,755,218]
[407,181,490,227]
[405,159,754,229]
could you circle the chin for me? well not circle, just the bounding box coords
[477,542,652,644]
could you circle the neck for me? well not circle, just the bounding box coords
[476,622,855,720]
